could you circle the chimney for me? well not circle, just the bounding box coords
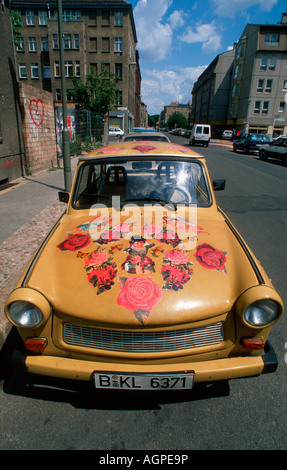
[281,13,287,24]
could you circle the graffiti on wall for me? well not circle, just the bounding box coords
[29,99,44,127]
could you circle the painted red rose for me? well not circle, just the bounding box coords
[161,266,192,288]
[165,249,189,265]
[57,233,91,252]
[85,251,108,267]
[133,145,157,153]
[194,243,227,270]
[88,265,117,288]
[117,276,162,312]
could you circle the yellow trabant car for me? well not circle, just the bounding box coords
[5,142,283,390]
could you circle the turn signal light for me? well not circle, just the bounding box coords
[241,337,264,350]
[25,337,47,353]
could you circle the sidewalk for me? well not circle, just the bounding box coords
[0,157,79,349]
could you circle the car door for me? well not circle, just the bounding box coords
[270,138,284,159]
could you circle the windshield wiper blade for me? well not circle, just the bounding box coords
[124,197,170,205]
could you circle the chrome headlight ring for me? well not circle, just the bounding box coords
[5,288,51,329]
[236,286,283,329]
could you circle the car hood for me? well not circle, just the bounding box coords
[26,208,260,327]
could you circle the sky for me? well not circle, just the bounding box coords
[128,0,286,116]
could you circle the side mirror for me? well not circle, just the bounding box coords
[58,191,70,203]
[213,179,226,191]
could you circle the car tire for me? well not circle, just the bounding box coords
[244,146,249,154]
[233,146,237,152]
[259,149,268,161]
[283,155,287,167]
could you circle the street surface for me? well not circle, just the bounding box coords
[0,134,286,450]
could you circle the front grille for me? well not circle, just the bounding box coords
[63,322,224,353]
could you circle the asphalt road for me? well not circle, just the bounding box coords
[0,135,286,450]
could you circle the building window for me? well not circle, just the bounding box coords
[56,89,61,100]
[260,57,267,71]
[279,101,285,112]
[236,43,245,59]
[90,63,97,74]
[31,63,39,79]
[265,79,272,93]
[54,60,60,77]
[43,64,51,79]
[74,34,79,49]
[283,79,287,90]
[52,34,58,49]
[63,10,73,21]
[264,33,279,46]
[262,101,269,115]
[257,79,264,92]
[114,37,123,53]
[89,37,97,51]
[115,90,122,106]
[102,37,110,52]
[26,10,34,26]
[269,58,276,70]
[75,61,80,77]
[29,37,37,52]
[39,10,47,25]
[254,101,261,114]
[19,63,27,79]
[115,63,123,79]
[63,34,72,49]
[65,60,73,77]
[114,11,123,26]
[16,37,25,52]
[234,64,242,79]
[89,11,97,25]
[102,10,110,26]
[41,37,49,52]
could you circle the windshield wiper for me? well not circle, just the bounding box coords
[124,197,171,205]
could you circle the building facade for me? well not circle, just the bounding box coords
[192,14,287,137]
[11,0,142,132]
[160,102,191,126]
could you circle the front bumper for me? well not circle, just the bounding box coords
[22,341,277,384]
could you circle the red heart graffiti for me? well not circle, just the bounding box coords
[29,99,44,127]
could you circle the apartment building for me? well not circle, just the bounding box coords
[11,0,141,131]
[192,14,287,137]
[160,102,191,126]
[192,49,235,128]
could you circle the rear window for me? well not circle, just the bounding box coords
[203,127,210,134]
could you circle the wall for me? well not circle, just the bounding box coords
[19,83,57,172]
[0,0,23,183]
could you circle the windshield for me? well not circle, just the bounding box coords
[73,158,211,209]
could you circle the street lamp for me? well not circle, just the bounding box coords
[57,0,71,192]
[128,62,137,131]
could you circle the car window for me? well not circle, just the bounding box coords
[73,159,211,209]
[203,127,210,134]
[195,126,202,134]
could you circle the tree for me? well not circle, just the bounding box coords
[67,62,119,115]
[167,112,188,130]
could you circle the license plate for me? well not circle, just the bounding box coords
[94,371,194,390]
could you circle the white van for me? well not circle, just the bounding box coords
[189,124,211,147]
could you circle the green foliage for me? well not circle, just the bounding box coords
[10,10,23,46]
[67,63,119,115]
[167,112,188,130]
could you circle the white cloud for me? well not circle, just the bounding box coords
[141,65,207,115]
[212,0,278,17]
[169,10,185,29]
[134,0,174,62]
[178,23,222,53]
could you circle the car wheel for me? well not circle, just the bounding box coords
[233,146,237,152]
[259,149,268,161]
[283,155,287,167]
[244,146,249,154]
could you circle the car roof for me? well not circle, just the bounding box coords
[79,141,204,161]
[123,131,168,138]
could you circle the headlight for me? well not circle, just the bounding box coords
[5,288,51,329]
[8,301,43,328]
[237,286,283,328]
[243,299,279,327]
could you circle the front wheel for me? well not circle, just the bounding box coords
[259,149,268,161]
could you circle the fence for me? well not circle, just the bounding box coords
[55,107,105,157]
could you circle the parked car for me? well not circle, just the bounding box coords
[122,132,170,142]
[189,124,211,147]
[259,136,287,166]
[233,134,271,154]
[222,130,233,140]
[109,126,124,138]
[5,142,283,390]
